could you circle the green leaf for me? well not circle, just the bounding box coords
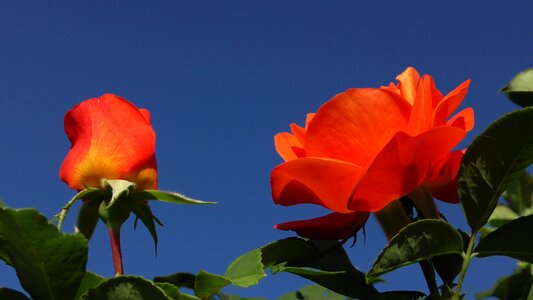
[153,282,182,300]
[153,272,196,290]
[81,276,171,300]
[278,284,350,300]
[224,249,266,287]
[194,271,232,299]
[458,107,533,231]
[432,253,463,286]
[366,219,463,282]
[74,272,106,300]
[261,239,378,299]
[0,288,31,300]
[502,170,533,215]
[475,215,533,262]
[0,207,88,300]
[132,202,162,254]
[103,179,136,208]
[132,190,216,205]
[219,293,265,300]
[501,68,533,107]
[488,205,520,228]
[376,291,427,300]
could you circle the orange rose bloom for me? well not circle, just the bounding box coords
[60,94,158,190]
[271,67,474,239]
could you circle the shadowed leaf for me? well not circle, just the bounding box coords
[458,107,533,231]
[366,220,463,282]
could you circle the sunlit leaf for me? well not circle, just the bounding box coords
[366,220,463,282]
[81,276,170,300]
[153,283,182,300]
[488,205,519,228]
[502,170,533,215]
[74,272,105,300]
[195,271,232,299]
[501,68,533,107]
[0,207,88,300]
[224,249,266,287]
[458,107,533,231]
[475,215,533,263]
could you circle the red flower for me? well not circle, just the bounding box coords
[271,67,474,239]
[60,94,158,190]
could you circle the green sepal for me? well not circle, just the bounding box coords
[76,199,102,240]
[475,215,533,263]
[366,219,464,283]
[132,202,163,254]
[501,68,533,107]
[53,188,104,230]
[102,179,136,208]
[132,190,216,205]
[458,107,533,231]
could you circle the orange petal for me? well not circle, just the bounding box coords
[447,107,475,132]
[275,212,369,240]
[290,123,307,146]
[274,132,305,161]
[271,157,364,213]
[426,150,464,203]
[405,75,441,135]
[305,113,315,128]
[433,80,470,127]
[349,126,466,212]
[395,67,421,105]
[60,94,157,190]
[306,88,411,166]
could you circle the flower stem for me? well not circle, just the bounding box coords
[419,260,440,299]
[108,229,124,275]
[452,231,477,300]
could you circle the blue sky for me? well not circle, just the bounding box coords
[0,1,531,298]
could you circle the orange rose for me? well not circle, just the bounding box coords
[60,94,158,190]
[271,67,474,239]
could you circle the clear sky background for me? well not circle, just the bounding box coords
[0,1,532,298]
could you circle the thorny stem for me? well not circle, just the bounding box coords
[452,231,477,300]
[108,229,124,275]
